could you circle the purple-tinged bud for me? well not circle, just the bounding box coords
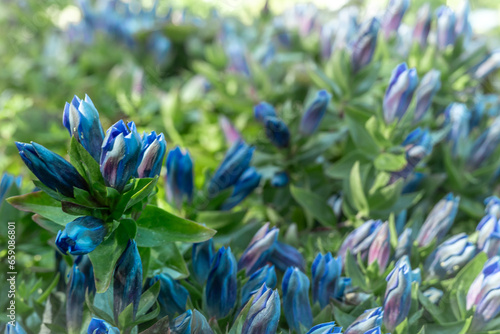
[423,287,444,305]
[473,50,500,80]
[383,63,418,124]
[166,147,194,208]
[219,116,241,146]
[436,6,457,50]
[468,116,500,170]
[444,103,471,157]
[136,131,166,178]
[477,214,500,258]
[425,233,477,280]
[412,4,432,47]
[300,90,332,136]
[368,222,391,273]
[206,247,237,319]
[414,69,441,121]
[282,267,313,332]
[395,228,413,260]
[485,196,500,218]
[306,322,342,334]
[311,253,342,309]
[192,239,214,285]
[416,193,460,247]
[241,265,277,307]
[238,223,278,275]
[466,257,500,310]
[381,0,410,39]
[241,284,281,334]
[344,307,383,334]
[338,220,382,262]
[351,18,380,73]
[254,102,276,124]
[383,256,412,331]
[269,241,306,272]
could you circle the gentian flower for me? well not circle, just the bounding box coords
[100,120,142,192]
[191,239,214,284]
[468,116,500,169]
[264,116,290,148]
[383,256,412,331]
[206,247,237,318]
[416,193,460,247]
[238,223,278,275]
[344,307,383,334]
[477,214,500,257]
[338,219,382,262]
[113,240,143,322]
[241,284,281,334]
[436,6,457,50]
[221,167,261,210]
[299,90,332,136]
[241,265,277,306]
[166,147,194,208]
[219,116,241,145]
[62,95,104,162]
[208,140,254,196]
[146,273,189,318]
[5,322,27,334]
[381,0,410,38]
[425,233,477,280]
[445,103,471,157]
[395,228,413,260]
[311,253,342,309]
[485,196,500,218]
[383,62,418,124]
[271,171,289,187]
[351,18,380,73]
[306,322,342,334]
[87,318,120,334]
[414,69,441,121]
[170,309,214,334]
[269,240,305,272]
[16,142,88,198]
[55,216,107,255]
[136,131,166,178]
[254,102,276,123]
[368,222,391,273]
[473,50,500,80]
[282,267,313,332]
[67,262,86,333]
[423,287,444,305]
[412,4,432,47]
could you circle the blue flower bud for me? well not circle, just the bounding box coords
[271,171,289,188]
[367,222,391,273]
[423,287,444,305]
[192,239,214,285]
[402,172,425,194]
[467,257,500,310]
[425,233,477,280]
[395,228,413,260]
[445,103,471,157]
[0,173,21,203]
[87,318,120,334]
[477,214,500,258]
[383,256,412,331]
[339,220,382,262]
[166,147,194,207]
[16,142,88,198]
[146,273,189,318]
[170,309,214,334]
[63,95,104,162]
[269,241,306,272]
[206,247,237,318]
[264,116,290,149]
[436,6,457,50]
[414,70,441,121]
[241,265,277,307]
[113,240,143,322]
[241,284,281,334]
[136,131,166,178]
[485,196,500,218]
[56,216,107,255]
[395,210,407,235]
[282,267,313,331]
[381,0,410,38]
[468,116,500,169]
[344,307,383,334]
[254,102,276,124]
[351,18,380,73]
[5,322,27,334]
[100,120,142,191]
[416,193,460,247]
[473,50,500,80]
[239,223,278,275]
[306,321,342,334]
[221,167,261,210]
[299,90,332,136]
[311,253,342,309]
[412,4,432,47]
[225,40,250,77]
[383,63,418,124]
[208,140,254,196]
[67,261,86,333]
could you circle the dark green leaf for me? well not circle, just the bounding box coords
[290,185,337,227]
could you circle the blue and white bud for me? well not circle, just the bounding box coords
[469,257,500,331]
[414,70,441,121]
[473,50,500,80]
[338,220,382,262]
[436,6,457,50]
[306,322,342,334]
[412,4,432,47]
[368,222,391,273]
[395,228,413,260]
[423,287,444,305]
[241,284,281,334]
[477,214,500,258]
[445,103,471,157]
[241,265,277,307]
[383,63,418,124]
[383,256,412,331]
[136,131,166,178]
[381,0,410,39]
[344,307,383,334]
[238,223,278,275]
[468,116,500,169]
[351,18,380,73]
[485,197,500,218]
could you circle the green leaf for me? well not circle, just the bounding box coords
[149,243,190,279]
[290,185,337,227]
[332,304,356,329]
[89,224,129,293]
[135,205,216,247]
[229,294,255,334]
[197,210,247,233]
[139,315,171,334]
[325,150,371,179]
[69,137,105,187]
[119,280,161,329]
[374,152,408,172]
[32,214,63,233]
[7,191,78,225]
[349,161,369,215]
[344,250,366,289]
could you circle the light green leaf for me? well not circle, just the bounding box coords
[374,152,408,172]
[349,161,369,215]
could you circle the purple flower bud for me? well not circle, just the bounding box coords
[416,193,460,247]
[241,265,277,307]
[445,103,471,157]
[344,307,383,334]
[206,247,237,318]
[383,256,412,331]
[395,228,413,260]
[412,4,432,47]
[414,69,441,121]
[423,287,444,305]
[300,90,332,136]
[383,63,418,124]
[254,102,276,123]
[311,253,342,309]
[468,116,500,169]
[136,131,166,178]
[368,222,391,273]
[306,322,342,334]
[241,284,281,334]
[269,241,305,272]
[338,220,383,262]
[351,18,380,73]
[238,223,278,275]
[282,267,313,332]
[381,0,410,38]
[219,116,241,146]
[425,233,477,280]
[467,257,500,310]
[436,6,457,50]
[166,147,194,208]
[56,216,107,255]
[477,214,500,258]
